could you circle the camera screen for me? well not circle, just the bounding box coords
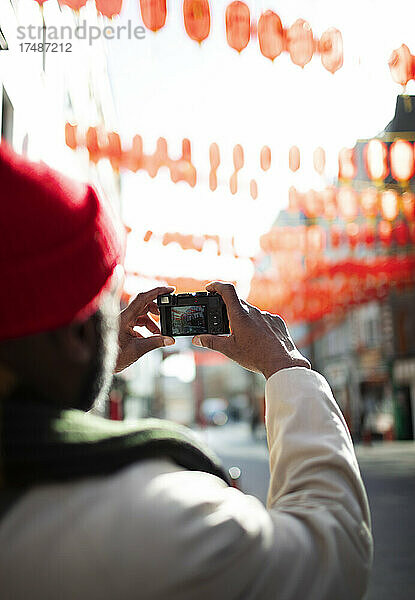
[171,305,207,336]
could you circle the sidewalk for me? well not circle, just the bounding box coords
[356,441,415,476]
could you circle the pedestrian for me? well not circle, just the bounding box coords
[0,144,372,599]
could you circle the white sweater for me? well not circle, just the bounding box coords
[0,368,373,599]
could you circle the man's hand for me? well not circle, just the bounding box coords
[192,282,310,380]
[115,286,175,373]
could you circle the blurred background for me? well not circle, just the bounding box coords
[1,1,415,597]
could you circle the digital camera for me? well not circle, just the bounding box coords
[157,292,230,337]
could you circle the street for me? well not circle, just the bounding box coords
[196,423,415,600]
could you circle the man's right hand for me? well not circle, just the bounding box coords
[192,282,310,380]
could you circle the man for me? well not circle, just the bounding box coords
[0,144,372,599]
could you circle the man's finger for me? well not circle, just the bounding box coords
[141,286,175,303]
[135,315,161,335]
[205,281,244,322]
[192,334,234,357]
[135,335,175,357]
[147,302,160,316]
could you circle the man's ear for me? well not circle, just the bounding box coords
[50,318,98,366]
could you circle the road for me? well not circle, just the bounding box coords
[196,423,415,600]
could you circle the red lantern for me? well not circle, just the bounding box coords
[250,179,258,200]
[388,44,414,87]
[360,187,379,218]
[390,139,414,182]
[233,144,244,170]
[139,0,167,32]
[337,187,359,220]
[33,0,48,5]
[65,122,77,150]
[381,190,399,221]
[330,225,342,248]
[319,28,343,74]
[107,132,122,170]
[209,143,220,191]
[286,19,314,68]
[322,186,337,220]
[313,147,326,175]
[378,220,393,245]
[365,139,389,181]
[346,222,359,248]
[395,222,409,246]
[95,0,123,18]
[362,223,376,246]
[307,225,325,252]
[59,0,88,8]
[402,192,415,221]
[260,146,271,171]
[225,2,250,53]
[338,147,356,180]
[257,10,284,61]
[304,189,324,219]
[289,145,300,172]
[288,186,300,212]
[86,126,100,163]
[183,0,210,44]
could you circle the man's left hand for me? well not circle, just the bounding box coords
[115,286,175,372]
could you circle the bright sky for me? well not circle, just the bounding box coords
[104,0,415,293]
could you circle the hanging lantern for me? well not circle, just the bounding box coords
[107,132,122,170]
[260,145,271,171]
[402,191,415,221]
[65,122,78,150]
[378,220,393,245]
[257,10,284,61]
[59,0,88,8]
[288,186,301,212]
[225,2,250,53]
[330,224,343,248]
[346,222,359,248]
[337,187,359,220]
[390,139,414,183]
[313,146,326,175]
[322,186,337,220]
[209,142,220,191]
[286,19,314,68]
[381,190,399,221]
[183,0,210,43]
[95,0,123,18]
[360,187,379,218]
[144,230,153,242]
[33,0,48,5]
[289,145,300,171]
[395,222,409,246]
[319,28,343,74]
[388,44,413,87]
[233,144,244,170]
[338,147,356,180]
[139,0,167,32]
[86,126,100,163]
[365,139,389,181]
[306,225,325,252]
[304,189,324,218]
[250,179,258,199]
[362,223,376,246]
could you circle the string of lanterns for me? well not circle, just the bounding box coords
[34,0,343,72]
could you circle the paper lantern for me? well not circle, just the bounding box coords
[402,192,415,221]
[225,2,250,53]
[286,19,314,68]
[86,126,100,163]
[337,187,359,220]
[390,139,414,182]
[378,220,393,245]
[233,144,244,170]
[95,0,123,18]
[304,189,324,218]
[260,145,271,171]
[107,132,122,170]
[338,147,356,180]
[330,224,343,248]
[346,222,359,248]
[257,10,284,61]
[313,147,326,175]
[395,222,409,246]
[139,0,167,32]
[307,225,325,252]
[183,0,210,43]
[250,179,258,200]
[360,187,379,218]
[322,186,337,220]
[365,139,389,181]
[388,44,414,87]
[209,143,220,191]
[319,28,343,74]
[288,186,301,212]
[289,145,300,171]
[362,223,376,246]
[381,190,399,221]
[144,230,153,242]
[59,0,88,8]
[65,122,77,149]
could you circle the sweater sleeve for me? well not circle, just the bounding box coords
[89,369,373,600]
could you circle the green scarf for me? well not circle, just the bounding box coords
[0,386,230,491]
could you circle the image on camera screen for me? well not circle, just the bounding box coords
[171,305,207,336]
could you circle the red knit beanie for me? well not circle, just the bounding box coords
[0,143,122,340]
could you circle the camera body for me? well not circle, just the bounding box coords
[157,292,230,337]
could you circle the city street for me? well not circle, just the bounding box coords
[197,423,415,600]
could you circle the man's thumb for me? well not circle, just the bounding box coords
[137,335,174,356]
